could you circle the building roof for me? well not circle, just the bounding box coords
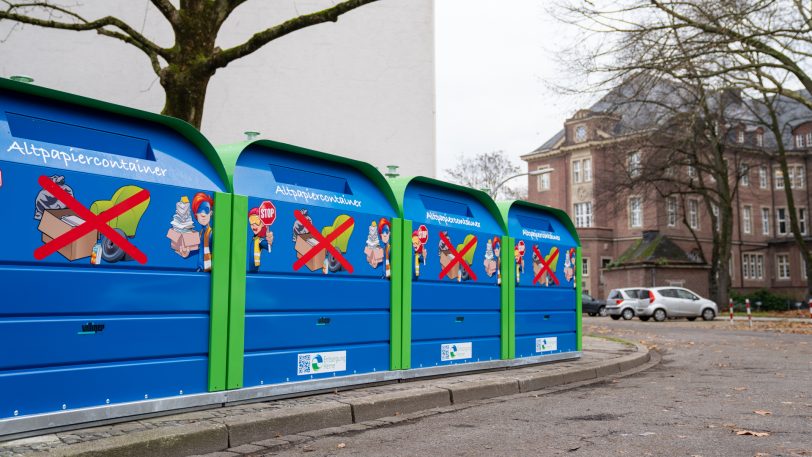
[609,231,703,268]
[527,76,812,157]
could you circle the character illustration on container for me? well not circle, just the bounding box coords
[292,210,355,274]
[379,218,392,279]
[192,193,214,272]
[532,245,559,287]
[563,247,576,287]
[248,207,275,270]
[35,181,149,264]
[364,220,384,268]
[515,240,525,284]
[412,225,428,278]
[484,237,502,284]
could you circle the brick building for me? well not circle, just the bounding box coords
[522,84,812,301]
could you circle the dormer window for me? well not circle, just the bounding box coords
[796,133,805,148]
[737,129,744,144]
[806,132,812,146]
[574,125,587,142]
[756,130,764,147]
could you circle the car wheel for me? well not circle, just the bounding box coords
[588,313,596,317]
[653,308,667,322]
[687,317,697,321]
[702,308,716,321]
[621,308,635,320]
[639,316,650,322]
[598,306,607,317]
[610,315,621,321]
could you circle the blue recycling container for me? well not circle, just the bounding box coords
[0,78,231,427]
[390,177,506,369]
[218,140,400,389]
[501,200,580,358]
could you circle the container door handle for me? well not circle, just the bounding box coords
[455,316,465,323]
[317,317,331,326]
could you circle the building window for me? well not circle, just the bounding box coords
[800,208,807,235]
[759,166,768,188]
[742,206,752,234]
[537,166,550,191]
[796,134,804,148]
[574,202,593,228]
[687,165,697,179]
[739,163,749,187]
[777,208,788,235]
[775,168,784,189]
[737,129,745,144]
[798,167,806,189]
[761,207,770,235]
[666,197,677,227]
[756,131,764,147]
[711,203,720,232]
[791,165,805,189]
[688,199,699,229]
[629,197,643,228]
[729,256,735,280]
[806,132,812,147]
[628,152,641,178]
[777,254,791,280]
[742,254,765,280]
[582,257,590,277]
[802,254,808,280]
[572,160,582,183]
[583,158,592,182]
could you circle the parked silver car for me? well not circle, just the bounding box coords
[639,287,718,322]
[605,288,650,320]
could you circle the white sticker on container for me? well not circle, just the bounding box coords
[297,350,347,375]
[441,342,473,361]
[536,337,558,353]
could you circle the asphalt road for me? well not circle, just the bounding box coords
[257,317,812,457]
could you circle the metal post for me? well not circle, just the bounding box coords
[729,299,734,324]
[808,298,811,319]
[746,298,752,328]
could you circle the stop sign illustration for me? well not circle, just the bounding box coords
[516,240,526,255]
[417,224,429,244]
[258,200,276,226]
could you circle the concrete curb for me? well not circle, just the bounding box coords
[22,339,655,457]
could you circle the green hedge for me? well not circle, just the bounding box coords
[730,289,799,311]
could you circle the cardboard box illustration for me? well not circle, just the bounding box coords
[167,229,200,255]
[295,233,326,271]
[364,245,384,268]
[38,209,98,261]
[439,251,459,280]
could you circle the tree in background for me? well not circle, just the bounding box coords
[444,150,526,200]
[0,0,378,128]
[556,0,812,301]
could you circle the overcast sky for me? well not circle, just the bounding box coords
[435,0,591,177]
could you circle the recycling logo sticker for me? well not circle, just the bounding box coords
[536,336,558,353]
[297,351,347,375]
[441,342,472,361]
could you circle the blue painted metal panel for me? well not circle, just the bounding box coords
[515,333,577,359]
[233,144,396,386]
[244,343,389,386]
[0,357,208,418]
[0,89,225,419]
[410,337,501,368]
[403,181,504,367]
[507,204,578,356]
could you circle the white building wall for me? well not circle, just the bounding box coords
[0,0,435,177]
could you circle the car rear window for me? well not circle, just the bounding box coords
[609,290,622,300]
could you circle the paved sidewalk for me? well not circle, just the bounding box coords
[1,336,656,457]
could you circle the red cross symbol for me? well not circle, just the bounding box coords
[532,245,559,286]
[292,210,354,273]
[438,231,477,281]
[33,175,150,264]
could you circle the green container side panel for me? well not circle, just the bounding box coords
[208,192,233,392]
[227,194,249,389]
[507,236,517,359]
[389,218,404,371]
[576,247,583,352]
[500,235,511,360]
[400,218,413,370]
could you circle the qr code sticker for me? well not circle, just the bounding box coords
[297,354,311,375]
[440,345,451,361]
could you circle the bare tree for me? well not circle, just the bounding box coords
[0,0,378,128]
[444,150,525,200]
